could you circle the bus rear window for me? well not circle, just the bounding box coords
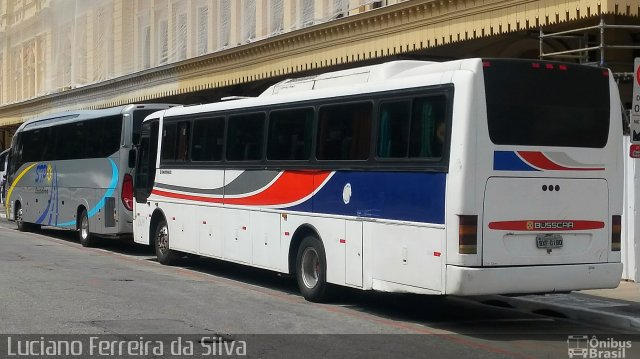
[483,60,610,148]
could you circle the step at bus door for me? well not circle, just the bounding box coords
[345,220,363,287]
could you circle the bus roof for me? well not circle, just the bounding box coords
[18,103,179,132]
[152,58,480,121]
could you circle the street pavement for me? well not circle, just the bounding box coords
[0,214,638,358]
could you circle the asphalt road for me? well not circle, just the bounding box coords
[0,217,637,359]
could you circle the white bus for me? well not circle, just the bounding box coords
[6,103,176,246]
[133,59,623,302]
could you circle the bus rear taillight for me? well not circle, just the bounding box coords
[611,215,621,251]
[122,174,134,211]
[459,215,478,254]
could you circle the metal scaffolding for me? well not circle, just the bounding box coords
[539,17,640,81]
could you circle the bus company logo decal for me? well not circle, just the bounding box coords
[34,163,53,184]
[567,335,632,358]
[489,220,605,231]
[493,151,605,171]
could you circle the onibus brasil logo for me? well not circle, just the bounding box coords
[567,335,632,358]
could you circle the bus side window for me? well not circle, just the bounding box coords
[378,101,411,158]
[267,108,313,161]
[377,96,446,160]
[176,121,190,161]
[226,113,265,161]
[191,117,224,162]
[161,123,177,161]
[317,102,372,161]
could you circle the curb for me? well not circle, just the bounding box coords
[472,293,640,333]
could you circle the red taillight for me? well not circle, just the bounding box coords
[459,215,478,254]
[482,61,491,68]
[122,174,134,211]
[558,64,568,71]
[602,70,609,77]
[611,215,621,251]
[531,63,541,69]
[545,64,554,70]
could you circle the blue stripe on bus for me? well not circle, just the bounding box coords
[286,171,446,224]
[57,158,119,227]
[493,151,539,171]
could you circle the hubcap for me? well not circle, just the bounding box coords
[157,224,169,254]
[81,215,89,239]
[301,247,320,289]
[16,207,22,223]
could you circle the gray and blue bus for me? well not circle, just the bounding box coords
[5,103,176,246]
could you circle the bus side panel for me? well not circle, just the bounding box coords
[7,158,118,232]
[223,208,253,264]
[251,210,282,270]
[366,222,443,292]
[197,204,224,258]
[162,201,199,254]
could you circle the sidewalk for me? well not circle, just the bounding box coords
[481,281,640,332]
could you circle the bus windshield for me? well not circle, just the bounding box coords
[483,60,610,148]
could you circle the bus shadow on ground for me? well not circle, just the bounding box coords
[26,225,598,339]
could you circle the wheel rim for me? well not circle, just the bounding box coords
[16,207,23,223]
[157,224,169,254]
[81,214,89,239]
[301,247,320,289]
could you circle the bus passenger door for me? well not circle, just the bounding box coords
[345,220,363,287]
[133,119,158,245]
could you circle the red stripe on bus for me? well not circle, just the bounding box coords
[517,151,604,171]
[151,170,332,206]
[488,220,605,231]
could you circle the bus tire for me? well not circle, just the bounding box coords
[78,208,96,247]
[15,202,27,232]
[295,236,330,302]
[154,218,178,265]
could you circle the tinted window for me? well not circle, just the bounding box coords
[267,108,313,160]
[21,128,50,163]
[484,60,610,148]
[132,110,159,145]
[17,115,122,163]
[378,96,446,159]
[226,113,265,161]
[191,117,225,161]
[161,121,190,162]
[161,123,177,161]
[317,102,372,160]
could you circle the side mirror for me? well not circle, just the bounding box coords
[128,148,137,168]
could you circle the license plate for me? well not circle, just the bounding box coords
[536,234,563,249]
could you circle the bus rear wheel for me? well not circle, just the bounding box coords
[296,236,330,302]
[78,209,96,247]
[155,218,178,265]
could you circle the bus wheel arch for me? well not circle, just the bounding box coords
[77,206,95,247]
[15,200,25,231]
[289,224,331,302]
[150,209,178,265]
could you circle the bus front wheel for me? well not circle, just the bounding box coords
[155,218,178,265]
[78,209,95,247]
[295,236,330,302]
[15,202,26,232]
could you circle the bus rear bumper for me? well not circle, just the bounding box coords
[445,262,622,296]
